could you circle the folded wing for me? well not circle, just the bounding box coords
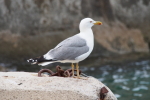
[45,35,89,60]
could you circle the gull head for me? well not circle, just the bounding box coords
[79,18,102,32]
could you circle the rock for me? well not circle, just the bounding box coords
[0,66,6,72]
[0,72,117,100]
[110,0,150,43]
[94,21,149,54]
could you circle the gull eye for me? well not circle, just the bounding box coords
[90,21,92,23]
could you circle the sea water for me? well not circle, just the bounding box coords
[81,60,150,100]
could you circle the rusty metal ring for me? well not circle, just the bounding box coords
[64,70,71,77]
[38,69,55,77]
[38,66,82,77]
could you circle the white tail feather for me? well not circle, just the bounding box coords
[38,62,53,66]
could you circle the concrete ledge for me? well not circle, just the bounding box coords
[0,72,117,100]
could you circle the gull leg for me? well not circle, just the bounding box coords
[76,63,80,78]
[71,63,75,77]
[75,63,88,80]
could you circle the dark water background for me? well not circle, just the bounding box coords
[1,59,150,100]
[83,60,150,100]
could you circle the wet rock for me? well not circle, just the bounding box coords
[0,72,117,100]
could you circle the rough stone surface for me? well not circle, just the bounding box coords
[94,21,148,54]
[0,72,117,100]
[110,0,150,42]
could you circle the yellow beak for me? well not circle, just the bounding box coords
[94,21,102,25]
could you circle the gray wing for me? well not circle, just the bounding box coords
[48,35,89,60]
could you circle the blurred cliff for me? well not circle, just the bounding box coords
[0,0,149,62]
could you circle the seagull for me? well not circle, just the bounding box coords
[27,18,102,78]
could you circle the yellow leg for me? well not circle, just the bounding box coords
[75,63,88,80]
[76,63,80,78]
[71,63,75,77]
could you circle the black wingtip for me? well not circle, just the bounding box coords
[27,56,46,65]
[27,58,37,64]
[27,56,57,65]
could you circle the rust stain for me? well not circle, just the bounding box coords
[100,87,109,100]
